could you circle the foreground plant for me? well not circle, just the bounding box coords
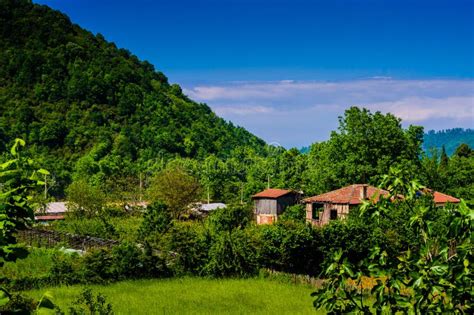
[1,138,49,266]
[312,168,473,314]
[0,139,58,313]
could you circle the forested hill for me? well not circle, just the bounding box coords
[0,0,265,187]
[423,129,474,156]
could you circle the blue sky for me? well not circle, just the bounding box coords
[37,0,474,147]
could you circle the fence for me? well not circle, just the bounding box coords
[18,228,119,251]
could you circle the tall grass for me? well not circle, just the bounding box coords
[1,247,60,280]
[25,277,321,314]
[49,216,143,241]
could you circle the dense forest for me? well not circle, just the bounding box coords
[423,128,474,156]
[0,0,266,195]
[0,0,473,205]
[302,128,474,156]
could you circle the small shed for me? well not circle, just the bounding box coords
[252,188,301,224]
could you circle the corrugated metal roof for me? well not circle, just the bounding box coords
[200,203,227,212]
[304,184,389,204]
[252,188,293,199]
[42,202,68,214]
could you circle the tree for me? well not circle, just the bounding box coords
[147,165,201,219]
[66,179,106,218]
[454,143,473,158]
[305,107,423,194]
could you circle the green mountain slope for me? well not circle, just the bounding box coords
[0,0,265,191]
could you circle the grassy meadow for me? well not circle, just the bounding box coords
[25,277,320,314]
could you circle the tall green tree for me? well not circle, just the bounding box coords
[305,107,424,194]
[147,165,201,219]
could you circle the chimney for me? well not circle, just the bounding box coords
[360,185,368,200]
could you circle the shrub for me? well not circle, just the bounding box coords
[49,251,83,286]
[258,221,323,276]
[81,249,115,283]
[206,204,253,233]
[319,219,380,268]
[202,229,259,277]
[279,204,306,223]
[69,288,114,315]
[159,223,210,275]
[138,202,171,241]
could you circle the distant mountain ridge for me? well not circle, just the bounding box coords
[423,128,474,156]
[300,128,473,155]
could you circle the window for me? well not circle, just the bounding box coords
[330,209,338,220]
[312,203,323,220]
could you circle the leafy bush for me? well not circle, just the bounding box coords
[279,204,306,223]
[69,288,114,315]
[159,223,210,275]
[49,251,83,286]
[206,204,253,233]
[51,216,142,241]
[81,249,115,284]
[202,229,259,277]
[138,202,172,241]
[312,168,473,313]
[257,221,323,276]
[0,290,36,313]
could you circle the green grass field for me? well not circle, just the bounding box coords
[26,277,321,314]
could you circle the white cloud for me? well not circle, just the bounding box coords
[367,96,474,122]
[183,79,474,147]
[214,105,274,115]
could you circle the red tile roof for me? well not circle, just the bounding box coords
[304,184,389,205]
[431,191,460,204]
[252,188,293,199]
[305,185,460,205]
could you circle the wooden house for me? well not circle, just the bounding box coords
[252,188,301,224]
[304,184,460,226]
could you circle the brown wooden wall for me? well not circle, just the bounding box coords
[306,202,352,226]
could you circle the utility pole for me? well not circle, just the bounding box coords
[139,173,143,202]
[267,174,271,189]
[240,182,244,205]
[44,173,48,199]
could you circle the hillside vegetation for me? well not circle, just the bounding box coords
[0,0,472,205]
[0,0,265,194]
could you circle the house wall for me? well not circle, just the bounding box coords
[306,202,352,226]
[254,193,300,225]
[276,194,298,215]
[254,198,278,215]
